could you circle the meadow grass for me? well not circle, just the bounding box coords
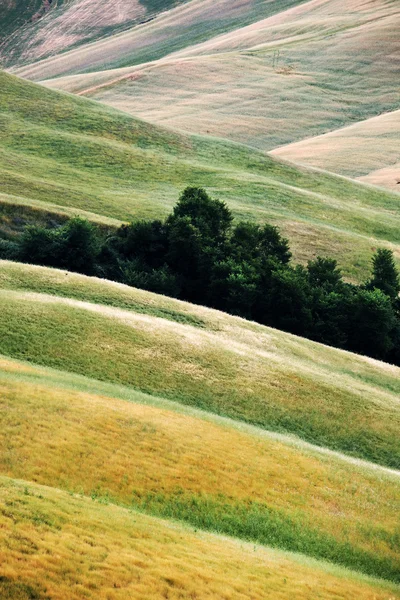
[1,71,400,280]
[0,362,399,581]
[0,261,399,469]
[1,476,399,599]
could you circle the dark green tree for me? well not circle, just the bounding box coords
[346,288,396,358]
[169,187,232,245]
[368,248,400,301]
[307,257,343,291]
[58,217,100,275]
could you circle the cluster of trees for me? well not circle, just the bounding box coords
[2,187,399,364]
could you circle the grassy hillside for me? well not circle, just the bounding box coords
[0,354,399,581]
[0,0,191,68]
[24,0,400,155]
[272,109,400,192]
[1,476,399,599]
[1,71,400,281]
[0,260,399,471]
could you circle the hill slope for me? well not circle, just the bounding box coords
[2,476,399,599]
[271,109,400,192]
[1,260,399,470]
[0,0,191,67]
[1,71,400,281]
[4,0,307,73]
[0,352,399,582]
[17,0,400,155]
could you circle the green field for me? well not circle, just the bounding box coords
[1,71,400,281]
[1,1,400,595]
[0,260,399,595]
[1,260,399,469]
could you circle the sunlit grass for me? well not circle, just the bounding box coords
[272,109,400,192]
[0,261,399,470]
[0,361,399,580]
[1,476,399,599]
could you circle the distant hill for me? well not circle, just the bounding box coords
[10,0,400,156]
[272,109,400,192]
[0,0,191,67]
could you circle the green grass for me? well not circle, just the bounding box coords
[0,260,399,469]
[1,71,400,281]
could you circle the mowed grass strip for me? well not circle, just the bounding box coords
[1,71,400,280]
[0,366,399,581]
[1,477,399,600]
[0,263,399,469]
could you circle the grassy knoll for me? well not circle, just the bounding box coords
[1,476,399,599]
[0,357,399,581]
[272,109,400,193]
[0,261,399,470]
[1,72,400,281]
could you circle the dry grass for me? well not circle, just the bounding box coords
[1,476,399,600]
[29,0,400,156]
[0,0,192,67]
[272,109,400,192]
[9,0,306,78]
[0,363,399,571]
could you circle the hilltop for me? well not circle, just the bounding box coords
[0,0,191,67]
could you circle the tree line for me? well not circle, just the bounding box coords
[1,187,399,364]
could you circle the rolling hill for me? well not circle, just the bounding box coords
[1,70,400,282]
[2,476,399,599]
[271,109,400,192]
[1,260,399,470]
[1,1,400,597]
[0,260,399,595]
[11,0,400,157]
[0,0,191,68]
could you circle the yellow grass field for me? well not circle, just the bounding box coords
[271,109,400,192]
[0,356,399,570]
[1,476,399,600]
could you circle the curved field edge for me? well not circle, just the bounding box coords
[1,71,400,281]
[1,357,399,581]
[0,261,399,469]
[1,477,399,600]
